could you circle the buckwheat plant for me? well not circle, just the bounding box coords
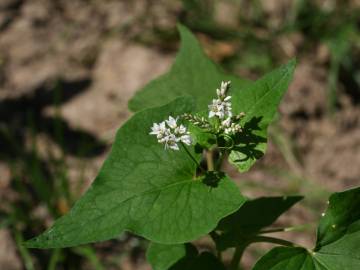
[26,25,360,270]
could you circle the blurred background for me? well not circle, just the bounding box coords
[0,0,359,269]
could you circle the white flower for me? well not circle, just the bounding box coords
[166,116,178,129]
[149,122,169,139]
[222,117,231,127]
[164,134,180,150]
[224,123,242,135]
[208,98,232,119]
[220,116,242,135]
[180,134,192,145]
[150,116,191,150]
[175,124,187,135]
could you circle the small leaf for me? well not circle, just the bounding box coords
[128,24,250,112]
[316,186,360,249]
[252,187,360,270]
[215,196,303,250]
[25,97,246,248]
[252,247,316,270]
[177,252,226,270]
[229,59,296,172]
[147,243,197,270]
[147,243,226,270]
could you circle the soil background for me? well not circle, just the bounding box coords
[1,0,359,269]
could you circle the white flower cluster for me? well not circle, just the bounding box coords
[150,116,191,151]
[208,81,232,119]
[150,81,245,150]
[221,117,242,135]
[208,81,243,135]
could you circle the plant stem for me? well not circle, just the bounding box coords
[215,150,226,171]
[206,149,214,171]
[229,245,246,270]
[259,224,313,234]
[251,236,297,247]
[180,142,204,172]
[209,231,222,260]
[14,230,35,270]
[48,249,61,270]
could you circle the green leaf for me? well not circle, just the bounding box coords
[25,97,246,248]
[214,196,303,251]
[252,187,360,270]
[147,243,226,270]
[229,59,296,172]
[147,243,197,270]
[252,247,316,270]
[128,24,250,112]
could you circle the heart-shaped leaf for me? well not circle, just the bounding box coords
[252,187,360,270]
[128,24,250,112]
[25,97,246,248]
[214,196,303,250]
[147,243,226,270]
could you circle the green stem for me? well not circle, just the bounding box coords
[180,142,204,172]
[251,236,297,247]
[215,150,226,171]
[48,249,61,270]
[259,224,313,234]
[14,230,35,270]
[229,245,246,270]
[209,231,222,260]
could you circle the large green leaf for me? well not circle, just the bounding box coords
[214,196,303,250]
[128,24,250,112]
[147,243,226,270]
[25,97,246,248]
[229,60,296,172]
[253,187,360,270]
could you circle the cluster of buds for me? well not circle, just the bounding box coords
[150,116,191,151]
[150,81,245,151]
[182,113,211,129]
